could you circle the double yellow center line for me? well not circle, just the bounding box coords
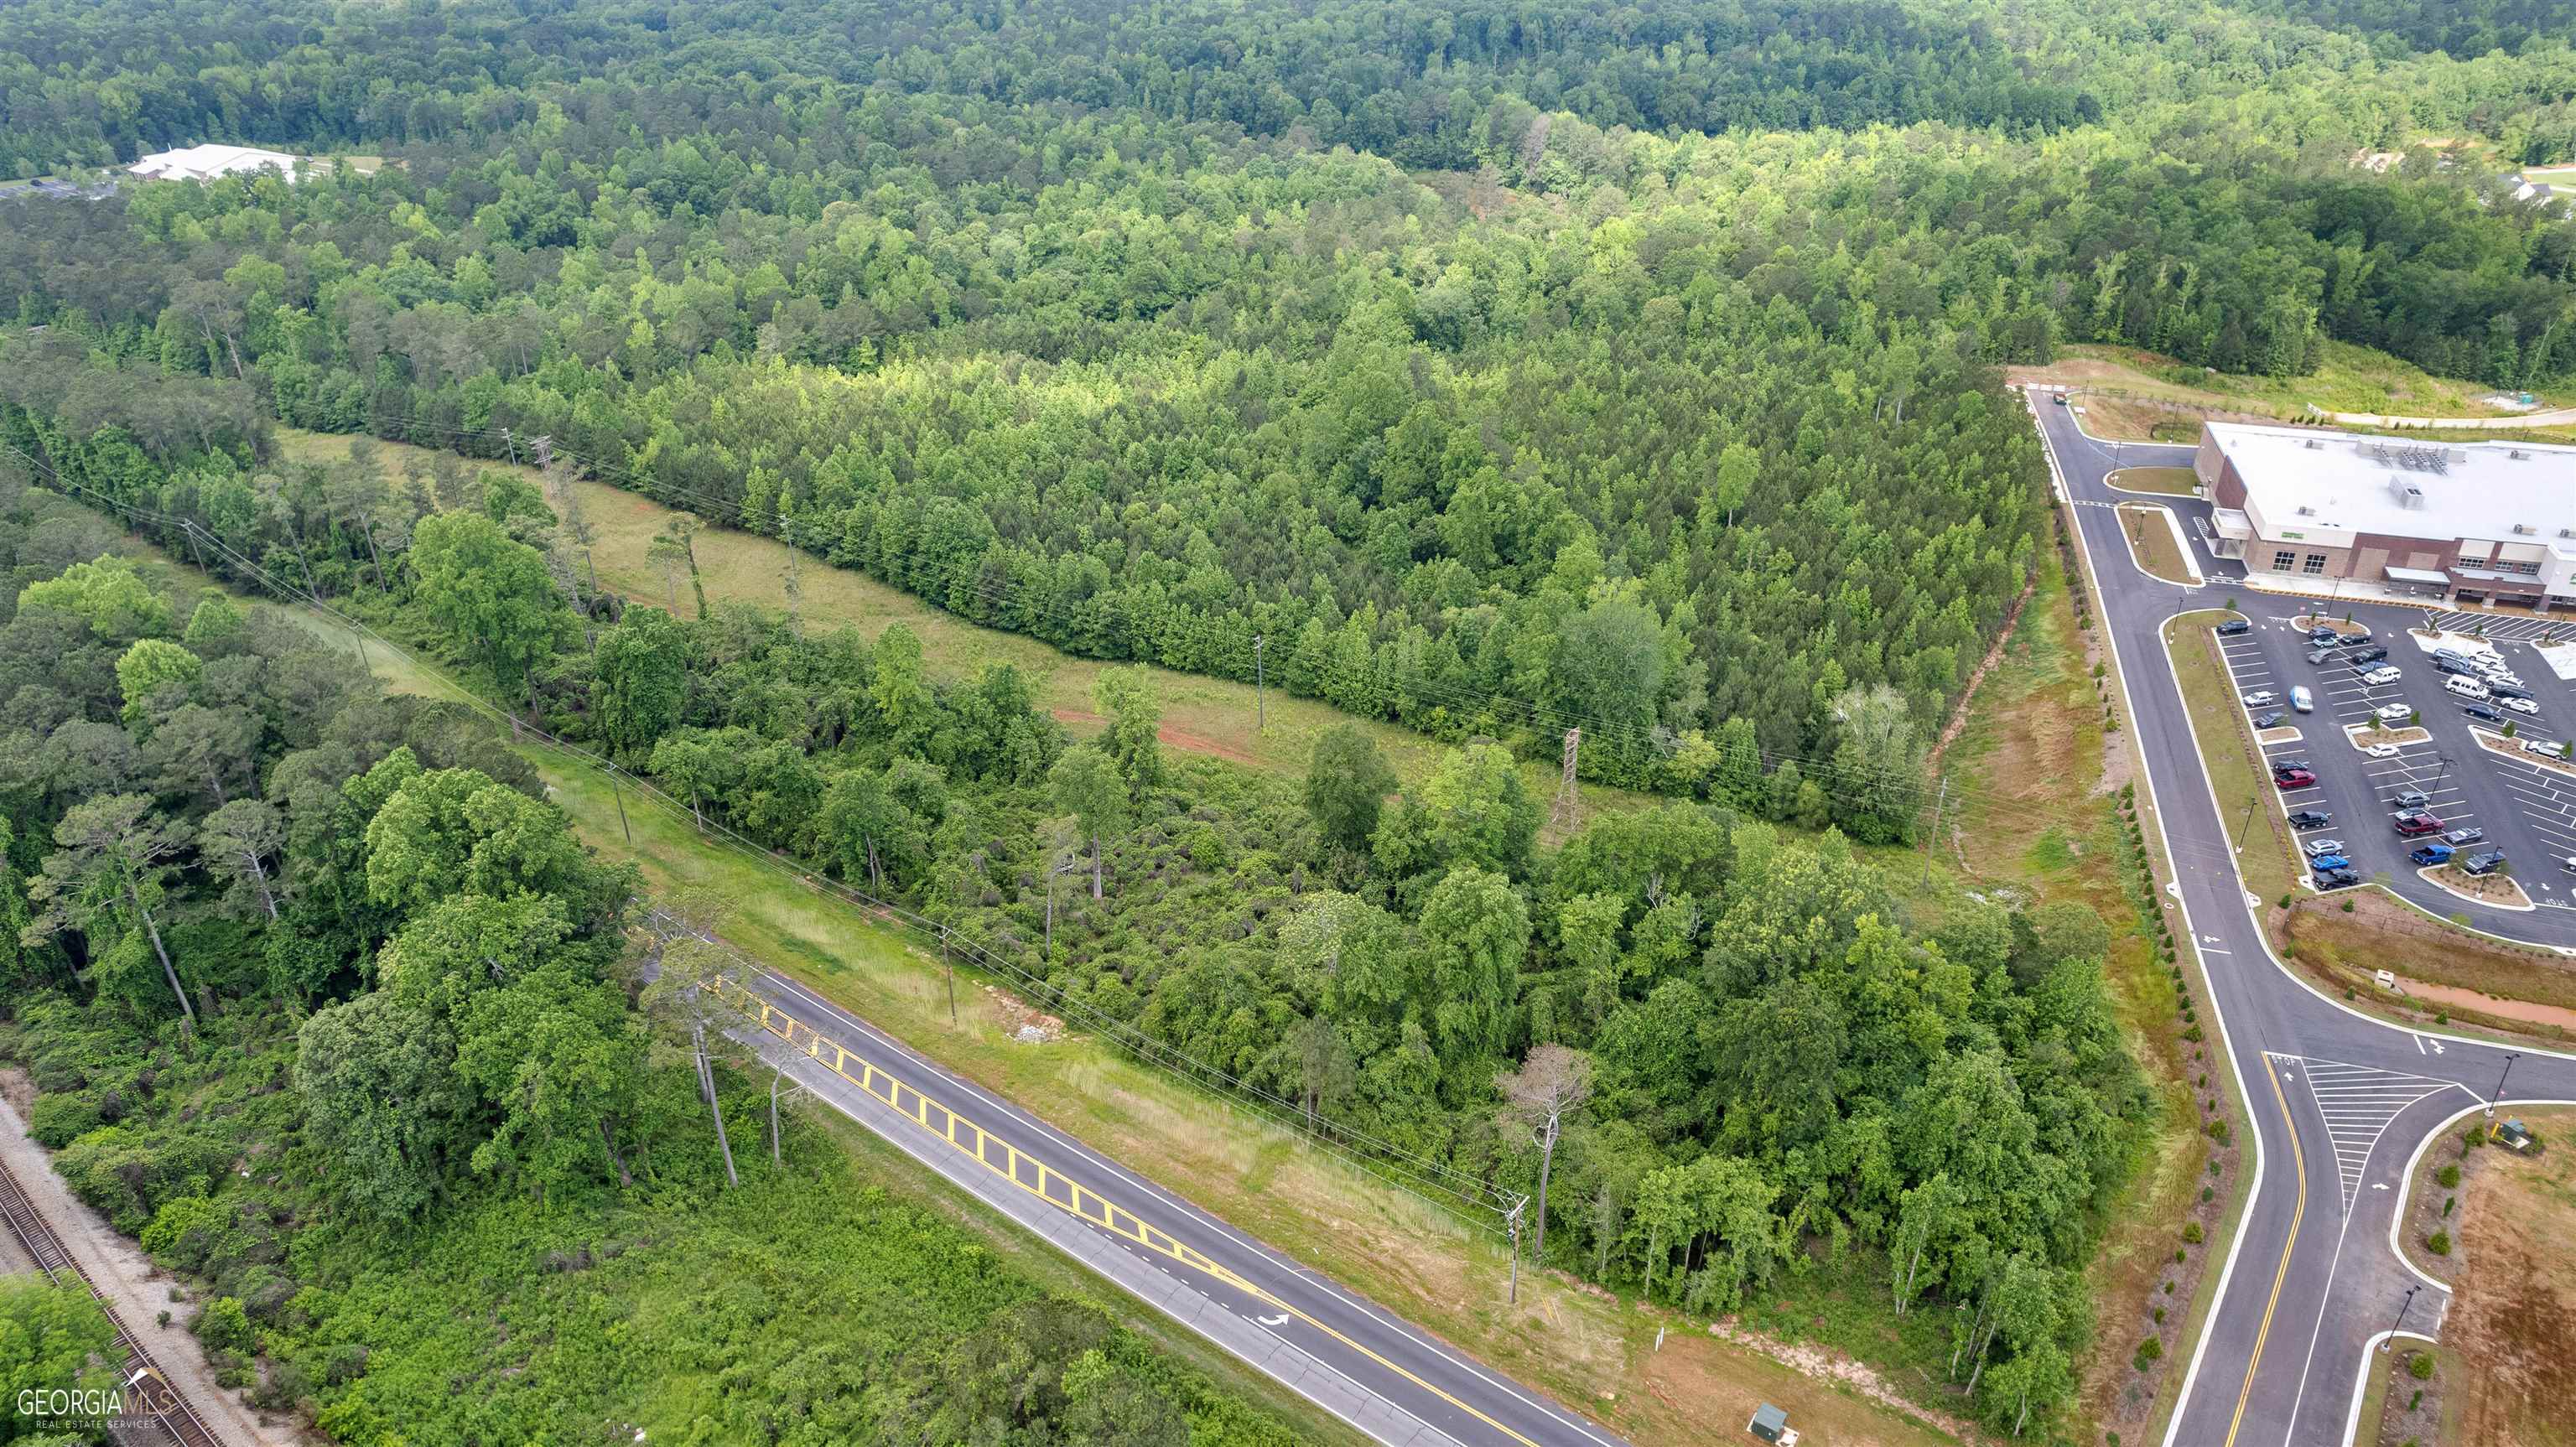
[719,978,1555,1447]
[2224,1054,2309,1445]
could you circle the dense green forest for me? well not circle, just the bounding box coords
[1,0,2574,793]
[0,487,1302,1445]
[1,423,2143,1433]
[0,0,2569,1435]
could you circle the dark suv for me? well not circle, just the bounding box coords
[2216,618,2252,636]
[2345,646,2390,666]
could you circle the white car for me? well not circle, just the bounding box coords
[2444,677,2490,699]
[2522,738,2564,759]
[2361,666,2402,686]
[2303,838,2347,858]
[2504,695,2542,715]
[2242,690,2277,708]
[2363,742,2402,758]
[2375,703,2415,723]
[2480,666,2522,686]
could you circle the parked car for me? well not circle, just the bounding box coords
[2362,666,2403,686]
[2052,392,2069,407]
[2391,788,2432,808]
[2435,656,2480,677]
[2523,738,2565,759]
[2274,768,2318,789]
[2504,695,2542,715]
[2338,628,2372,645]
[2308,853,2352,872]
[2409,843,2455,866]
[2303,838,2348,858]
[2243,690,2277,707]
[2444,676,2490,699]
[2288,810,2334,830]
[2307,625,2340,642]
[2216,618,2252,636]
[2346,646,2390,665]
[2463,850,2508,876]
[2253,710,2286,729]
[2433,646,2473,662]
[2317,868,2362,890]
[2463,703,2505,724]
[2292,686,2314,713]
[2307,646,2334,664]
[2490,682,2536,701]
[2394,812,2445,837]
[2375,703,2415,724]
[2363,742,2402,758]
[2443,827,2486,847]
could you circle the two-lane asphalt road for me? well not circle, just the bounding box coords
[652,916,1634,1447]
[2030,397,2576,1447]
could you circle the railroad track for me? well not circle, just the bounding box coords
[0,1153,230,1446]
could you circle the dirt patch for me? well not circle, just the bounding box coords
[1705,1319,1981,1442]
[2393,978,2576,1034]
[2470,726,2576,779]
[1926,577,2036,774]
[0,1094,299,1444]
[0,1066,34,1118]
[2282,894,2576,1046]
[2437,1110,2575,1446]
[980,984,1067,1044]
[1051,708,1261,768]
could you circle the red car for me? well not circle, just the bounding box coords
[2272,769,2317,789]
[2393,812,2445,837]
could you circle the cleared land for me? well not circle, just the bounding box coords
[1937,542,2216,1439]
[2435,1109,2575,1447]
[273,427,1651,832]
[2012,341,2576,436]
[2283,893,2576,1047]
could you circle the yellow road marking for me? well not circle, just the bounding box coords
[719,979,1547,1447]
[2225,1055,2309,1445]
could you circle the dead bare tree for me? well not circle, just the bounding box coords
[1496,1044,1592,1266]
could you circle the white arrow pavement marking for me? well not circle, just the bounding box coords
[1259,1314,1290,1327]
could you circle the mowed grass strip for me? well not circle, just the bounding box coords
[2107,467,2200,497]
[2162,610,2295,914]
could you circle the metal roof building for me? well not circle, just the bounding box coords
[2195,421,2576,608]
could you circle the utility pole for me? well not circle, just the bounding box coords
[606,767,634,846]
[2381,1284,2420,1349]
[353,631,369,674]
[2487,1052,2521,1118]
[2234,791,2258,849]
[1253,634,1265,734]
[942,925,957,1027]
[531,434,553,470]
[1921,774,1950,887]
[1505,1201,1524,1305]
[1550,728,1581,829]
[503,428,518,465]
[181,521,210,574]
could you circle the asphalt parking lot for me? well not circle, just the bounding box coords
[2210,599,2576,911]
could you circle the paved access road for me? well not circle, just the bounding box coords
[2033,398,2576,1447]
[661,923,1633,1447]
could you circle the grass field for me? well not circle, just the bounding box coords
[2116,504,2194,585]
[2107,466,2200,496]
[2015,341,2576,430]
[273,426,1655,834]
[1931,542,2217,1439]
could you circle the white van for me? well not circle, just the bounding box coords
[2291,686,2313,713]
[2445,676,2490,700]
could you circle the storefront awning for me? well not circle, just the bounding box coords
[2383,566,2449,585]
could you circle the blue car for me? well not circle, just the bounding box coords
[2308,854,2351,873]
[2408,843,2454,866]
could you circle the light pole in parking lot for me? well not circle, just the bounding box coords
[2487,1052,2521,1118]
[2430,753,2454,800]
[2381,1284,2420,1351]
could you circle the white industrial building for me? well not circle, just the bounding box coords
[127,144,302,184]
[2196,421,2576,609]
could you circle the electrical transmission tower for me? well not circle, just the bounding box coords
[1550,727,1581,829]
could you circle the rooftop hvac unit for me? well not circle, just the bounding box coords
[2511,449,2532,460]
[2387,475,2429,508]
[2296,505,2317,516]
[2514,523,2537,535]
[2304,439,2324,450]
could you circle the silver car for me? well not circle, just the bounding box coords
[2303,838,2347,858]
